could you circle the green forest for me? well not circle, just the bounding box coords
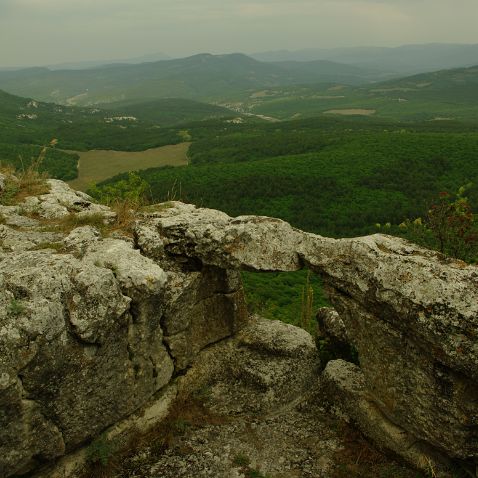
[95,120,478,238]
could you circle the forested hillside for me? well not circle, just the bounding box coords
[238,65,478,122]
[94,117,478,238]
[102,98,235,125]
[0,89,234,179]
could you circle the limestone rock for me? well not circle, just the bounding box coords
[0,225,63,252]
[179,316,319,415]
[2,188,478,476]
[154,204,478,464]
[316,307,348,344]
[19,179,113,220]
[0,205,39,229]
[63,225,101,255]
[321,360,452,475]
[162,267,248,370]
[1,198,249,477]
[0,247,173,477]
[83,238,167,300]
[136,203,304,271]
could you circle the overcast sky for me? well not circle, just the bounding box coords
[1,0,477,67]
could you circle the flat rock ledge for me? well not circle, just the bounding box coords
[0,180,476,477]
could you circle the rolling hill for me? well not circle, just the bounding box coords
[236,64,478,122]
[0,89,238,179]
[0,53,385,106]
[371,64,478,102]
[102,98,235,125]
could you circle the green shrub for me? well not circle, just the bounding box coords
[86,434,115,466]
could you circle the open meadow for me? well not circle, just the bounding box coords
[68,142,190,190]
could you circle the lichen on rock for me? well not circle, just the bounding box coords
[0,178,477,477]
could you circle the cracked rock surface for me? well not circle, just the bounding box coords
[1,179,477,477]
[0,184,247,477]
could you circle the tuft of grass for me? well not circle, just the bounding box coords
[56,213,108,234]
[233,453,270,478]
[109,198,140,234]
[8,299,25,316]
[31,242,65,253]
[233,454,251,467]
[0,142,54,205]
[83,433,118,478]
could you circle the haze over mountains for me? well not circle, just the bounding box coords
[44,52,172,71]
[0,43,477,109]
[251,43,478,75]
[0,53,385,106]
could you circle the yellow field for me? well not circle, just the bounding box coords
[68,142,190,191]
[324,109,376,116]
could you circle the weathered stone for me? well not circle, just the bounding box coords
[0,247,173,476]
[316,307,348,344]
[162,267,248,370]
[327,296,478,461]
[1,192,252,477]
[0,225,63,252]
[82,238,167,300]
[136,203,303,271]
[63,225,101,255]
[152,203,478,464]
[19,179,113,219]
[2,186,477,477]
[321,360,452,475]
[178,316,319,415]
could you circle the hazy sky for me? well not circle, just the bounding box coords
[1,0,477,67]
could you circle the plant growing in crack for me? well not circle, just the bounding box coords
[8,299,25,316]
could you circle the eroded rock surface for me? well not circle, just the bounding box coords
[141,202,478,468]
[0,185,247,477]
[1,180,476,477]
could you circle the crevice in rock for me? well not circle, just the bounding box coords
[16,374,67,458]
[149,355,159,379]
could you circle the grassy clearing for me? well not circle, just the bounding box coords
[68,142,191,191]
[324,109,376,116]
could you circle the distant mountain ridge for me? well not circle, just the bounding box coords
[1,52,172,71]
[0,53,388,106]
[252,43,478,75]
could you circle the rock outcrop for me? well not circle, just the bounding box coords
[0,183,246,477]
[1,180,477,477]
[139,202,478,471]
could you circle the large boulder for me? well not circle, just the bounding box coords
[178,316,319,415]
